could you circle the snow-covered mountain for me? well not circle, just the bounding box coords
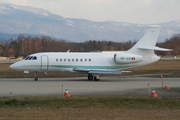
[0,2,179,42]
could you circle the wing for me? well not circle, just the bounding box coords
[73,67,122,74]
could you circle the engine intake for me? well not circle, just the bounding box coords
[114,53,142,64]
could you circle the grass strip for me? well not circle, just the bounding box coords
[0,96,180,109]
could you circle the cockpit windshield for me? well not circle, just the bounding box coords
[25,56,30,60]
[24,56,37,60]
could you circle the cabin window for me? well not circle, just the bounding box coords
[85,59,87,62]
[76,59,78,62]
[72,59,74,62]
[64,59,66,62]
[68,59,70,62]
[56,59,58,62]
[60,59,62,62]
[80,59,83,62]
[89,59,91,62]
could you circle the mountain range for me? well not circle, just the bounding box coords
[0,2,180,42]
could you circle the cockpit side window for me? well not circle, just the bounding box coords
[32,56,37,60]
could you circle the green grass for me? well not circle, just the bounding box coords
[0,96,180,109]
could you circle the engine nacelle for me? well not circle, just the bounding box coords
[114,53,142,64]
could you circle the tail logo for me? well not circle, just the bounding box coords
[132,57,135,60]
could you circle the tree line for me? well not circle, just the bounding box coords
[0,34,180,58]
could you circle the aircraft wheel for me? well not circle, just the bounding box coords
[34,78,38,81]
[34,71,38,81]
[94,77,100,81]
[88,75,93,80]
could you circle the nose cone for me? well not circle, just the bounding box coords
[10,63,18,70]
[10,61,24,70]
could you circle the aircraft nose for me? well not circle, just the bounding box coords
[10,63,18,69]
[10,62,23,70]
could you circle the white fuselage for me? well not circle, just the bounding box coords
[10,52,160,73]
[10,25,172,81]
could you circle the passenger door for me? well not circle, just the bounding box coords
[41,55,48,71]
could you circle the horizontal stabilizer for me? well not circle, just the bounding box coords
[138,46,172,51]
[89,70,122,74]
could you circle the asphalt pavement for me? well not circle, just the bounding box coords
[0,77,179,97]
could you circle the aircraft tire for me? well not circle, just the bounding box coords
[88,75,93,80]
[94,77,100,81]
[34,78,38,81]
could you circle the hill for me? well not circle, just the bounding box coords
[0,2,180,42]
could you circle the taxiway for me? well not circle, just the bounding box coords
[0,77,179,97]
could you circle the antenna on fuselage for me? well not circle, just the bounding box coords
[67,50,70,53]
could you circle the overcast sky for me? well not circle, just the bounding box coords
[0,0,180,24]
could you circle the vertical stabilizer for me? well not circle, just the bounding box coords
[126,25,171,56]
[134,25,161,48]
[126,25,161,55]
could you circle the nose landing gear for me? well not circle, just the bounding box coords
[34,71,38,81]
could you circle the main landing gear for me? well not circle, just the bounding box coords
[34,71,38,81]
[88,73,100,81]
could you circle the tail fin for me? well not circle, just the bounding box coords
[126,25,172,55]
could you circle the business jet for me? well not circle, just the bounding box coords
[10,25,172,81]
